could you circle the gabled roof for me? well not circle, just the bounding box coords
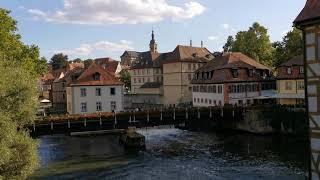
[94,57,120,74]
[130,51,165,69]
[196,52,270,72]
[167,45,213,62]
[294,0,320,25]
[278,55,304,67]
[71,63,122,86]
[191,52,274,84]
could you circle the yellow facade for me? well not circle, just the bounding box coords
[277,79,305,105]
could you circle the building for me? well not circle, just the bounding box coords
[276,55,305,105]
[162,45,213,105]
[51,62,84,113]
[123,31,214,108]
[67,62,124,114]
[191,52,276,107]
[294,0,320,178]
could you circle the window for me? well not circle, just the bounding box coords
[285,82,292,90]
[201,99,203,103]
[96,88,101,96]
[62,82,65,88]
[209,99,212,104]
[298,81,304,90]
[218,85,222,94]
[232,69,238,78]
[205,99,208,104]
[213,85,216,93]
[81,102,87,112]
[248,69,253,77]
[110,87,116,95]
[134,70,136,75]
[193,64,196,70]
[188,63,191,70]
[62,93,65,100]
[299,66,304,74]
[93,73,100,80]
[80,88,86,97]
[194,98,196,102]
[306,33,315,45]
[111,101,116,111]
[188,74,192,81]
[96,101,102,111]
[134,78,136,83]
[287,67,292,75]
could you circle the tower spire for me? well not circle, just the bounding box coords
[149,29,158,53]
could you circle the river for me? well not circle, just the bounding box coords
[30,128,308,179]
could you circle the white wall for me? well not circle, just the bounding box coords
[71,85,123,114]
[192,84,224,107]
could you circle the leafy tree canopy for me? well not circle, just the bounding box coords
[50,53,68,70]
[222,22,274,67]
[0,8,43,179]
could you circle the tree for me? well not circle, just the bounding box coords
[0,8,43,179]
[119,70,131,91]
[72,58,82,63]
[50,53,68,70]
[223,22,274,67]
[273,28,302,67]
[223,36,234,52]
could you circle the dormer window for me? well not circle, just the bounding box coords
[93,72,100,80]
[299,66,304,74]
[287,67,292,75]
[192,53,198,57]
[248,69,253,77]
[232,69,238,78]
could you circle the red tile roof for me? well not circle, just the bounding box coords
[94,57,119,74]
[71,62,122,86]
[191,52,274,84]
[294,0,320,25]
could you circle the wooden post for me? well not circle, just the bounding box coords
[129,114,132,123]
[68,120,70,129]
[197,107,200,119]
[114,112,117,126]
[221,108,224,117]
[173,108,176,121]
[185,107,188,120]
[209,107,212,118]
[133,112,136,122]
[84,118,87,127]
[232,110,235,117]
[50,121,53,130]
[99,117,102,126]
[160,108,163,121]
[147,110,150,123]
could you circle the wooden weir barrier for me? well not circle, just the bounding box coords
[29,106,246,136]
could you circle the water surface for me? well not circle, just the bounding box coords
[31,128,308,179]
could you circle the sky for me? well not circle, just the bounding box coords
[0,0,306,61]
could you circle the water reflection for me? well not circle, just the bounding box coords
[31,128,308,179]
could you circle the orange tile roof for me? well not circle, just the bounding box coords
[71,62,122,86]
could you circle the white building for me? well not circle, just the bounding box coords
[67,63,124,114]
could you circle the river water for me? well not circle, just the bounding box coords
[31,128,308,179]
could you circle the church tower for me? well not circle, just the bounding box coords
[149,30,158,53]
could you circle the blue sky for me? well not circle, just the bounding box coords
[0,0,306,61]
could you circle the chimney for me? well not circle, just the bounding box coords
[190,40,192,47]
[201,41,203,48]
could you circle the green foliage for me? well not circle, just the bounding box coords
[119,70,131,91]
[50,53,68,70]
[0,8,43,179]
[223,22,274,67]
[272,28,303,67]
[72,58,82,63]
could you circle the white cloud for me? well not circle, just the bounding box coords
[54,40,134,56]
[28,0,205,25]
[208,36,218,41]
[221,23,230,30]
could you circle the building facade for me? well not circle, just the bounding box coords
[191,52,276,107]
[294,0,320,178]
[67,63,123,114]
[123,31,214,107]
[276,55,305,105]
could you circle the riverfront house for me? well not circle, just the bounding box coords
[191,52,276,107]
[67,62,124,114]
[123,31,214,108]
[276,55,305,105]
